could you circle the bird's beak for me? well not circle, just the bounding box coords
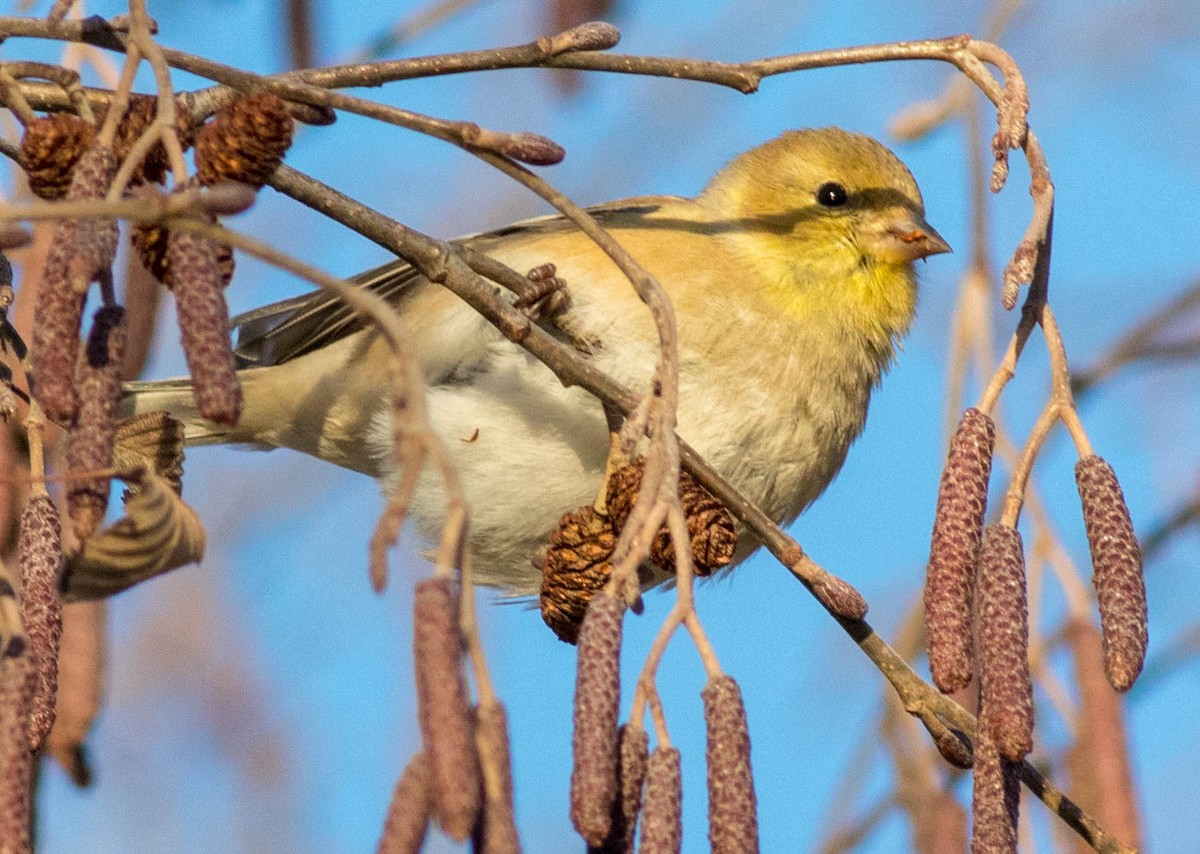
[874,211,952,263]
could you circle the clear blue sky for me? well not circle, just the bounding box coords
[32,1,1200,852]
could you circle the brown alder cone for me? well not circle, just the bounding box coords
[377,751,432,854]
[95,95,195,185]
[976,524,1034,762]
[130,220,235,290]
[1074,455,1147,692]
[570,590,624,847]
[66,306,127,541]
[1063,619,1142,850]
[18,495,64,753]
[702,674,758,854]
[540,506,616,644]
[925,407,995,694]
[605,458,737,576]
[412,577,481,842]
[195,92,294,188]
[19,113,94,199]
[638,745,682,854]
[595,723,649,854]
[473,700,521,854]
[0,654,33,854]
[970,731,1020,854]
[166,229,243,425]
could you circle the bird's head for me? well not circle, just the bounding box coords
[699,127,949,349]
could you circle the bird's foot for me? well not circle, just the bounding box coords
[514,262,571,321]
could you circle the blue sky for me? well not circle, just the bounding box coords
[27,1,1200,852]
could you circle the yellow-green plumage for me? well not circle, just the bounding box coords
[124,127,948,591]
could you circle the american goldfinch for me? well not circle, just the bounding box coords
[124,127,948,591]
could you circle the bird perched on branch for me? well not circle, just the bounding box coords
[123,127,949,592]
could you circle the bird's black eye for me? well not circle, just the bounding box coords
[816,182,848,207]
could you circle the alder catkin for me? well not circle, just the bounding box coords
[31,142,118,425]
[377,752,432,854]
[31,231,84,424]
[0,654,32,854]
[131,220,235,290]
[473,700,521,854]
[970,730,1020,854]
[598,723,649,854]
[638,746,682,854]
[66,306,127,541]
[976,524,1033,762]
[925,407,995,694]
[1074,455,1147,692]
[166,229,243,425]
[570,591,624,847]
[65,145,119,293]
[702,674,758,854]
[413,577,480,842]
[18,494,64,752]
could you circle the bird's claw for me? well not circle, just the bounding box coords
[514,263,571,321]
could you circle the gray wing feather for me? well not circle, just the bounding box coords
[230,199,670,368]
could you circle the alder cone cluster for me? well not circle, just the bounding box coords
[605,458,737,576]
[95,95,196,185]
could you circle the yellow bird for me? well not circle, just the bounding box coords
[124,127,949,592]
